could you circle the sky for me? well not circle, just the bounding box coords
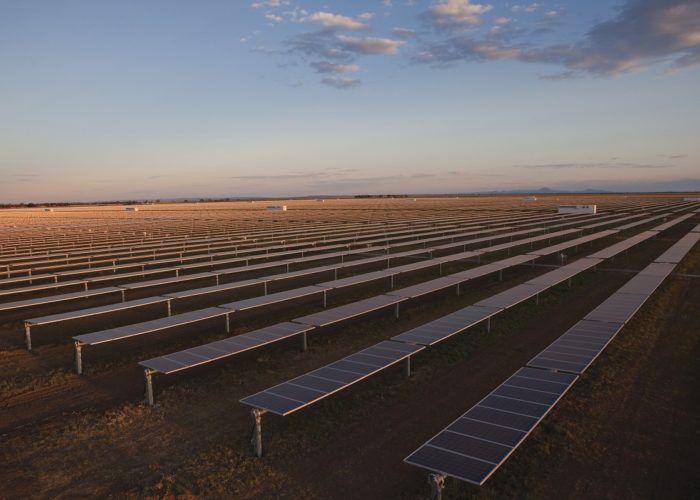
[1,0,699,203]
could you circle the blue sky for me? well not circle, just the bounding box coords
[1,0,699,203]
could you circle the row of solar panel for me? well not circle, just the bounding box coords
[138,223,627,380]
[404,216,699,488]
[238,212,691,416]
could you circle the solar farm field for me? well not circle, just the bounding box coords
[1,195,698,499]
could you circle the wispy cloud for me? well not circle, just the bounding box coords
[393,27,418,39]
[424,0,492,29]
[311,61,359,73]
[416,0,700,77]
[336,35,404,55]
[320,76,362,89]
[303,11,368,31]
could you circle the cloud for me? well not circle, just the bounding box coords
[336,35,404,54]
[311,61,359,73]
[660,153,686,159]
[425,0,493,28]
[416,0,700,76]
[320,76,362,89]
[264,13,283,23]
[413,38,519,63]
[523,0,700,75]
[303,11,368,30]
[288,31,352,60]
[358,12,374,20]
[511,3,541,13]
[539,70,578,80]
[251,0,290,8]
[393,27,418,39]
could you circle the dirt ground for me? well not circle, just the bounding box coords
[0,200,698,500]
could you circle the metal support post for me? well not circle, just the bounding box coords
[404,356,411,377]
[167,299,172,316]
[226,313,231,333]
[251,408,266,457]
[456,283,460,297]
[301,331,308,351]
[429,473,446,500]
[487,317,491,333]
[567,278,572,288]
[390,274,394,289]
[535,293,539,305]
[145,369,155,406]
[25,324,32,351]
[498,269,503,281]
[394,303,400,319]
[74,342,83,375]
[323,291,327,307]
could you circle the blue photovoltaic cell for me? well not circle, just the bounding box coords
[241,340,423,415]
[405,367,577,485]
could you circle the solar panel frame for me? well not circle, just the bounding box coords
[404,367,577,485]
[474,282,547,310]
[391,305,500,346]
[74,306,228,345]
[583,292,648,324]
[240,340,424,416]
[292,294,404,327]
[139,321,314,374]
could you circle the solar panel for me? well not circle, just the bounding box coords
[526,230,617,257]
[292,294,404,327]
[404,367,577,485]
[391,305,500,346]
[163,278,265,300]
[615,266,672,296]
[387,277,462,299]
[474,282,547,310]
[651,212,694,231]
[139,322,313,375]
[526,257,601,286]
[120,271,218,291]
[0,279,84,300]
[318,270,393,289]
[73,306,228,345]
[220,285,327,312]
[0,286,123,315]
[653,232,700,264]
[240,340,424,416]
[584,292,648,324]
[526,319,624,374]
[25,296,170,326]
[587,231,657,259]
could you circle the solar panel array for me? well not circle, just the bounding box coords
[404,368,578,485]
[1,197,697,491]
[142,216,640,389]
[239,210,694,431]
[405,216,700,491]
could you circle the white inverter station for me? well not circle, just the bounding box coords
[558,204,597,214]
